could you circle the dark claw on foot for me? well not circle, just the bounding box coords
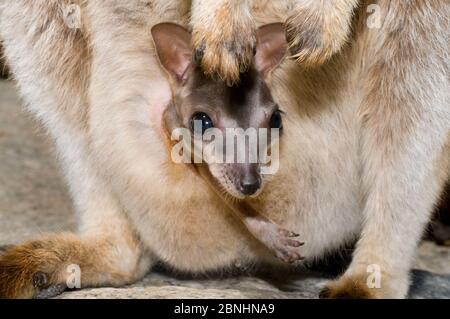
[283,239,304,247]
[32,272,49,289]
[279,229,300,237]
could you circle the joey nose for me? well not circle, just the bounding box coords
[239,177,261,196]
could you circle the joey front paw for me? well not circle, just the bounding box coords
[272,227,305,263]
[251,222,304,264]
[192,14,256,85]
[0,245,12,253]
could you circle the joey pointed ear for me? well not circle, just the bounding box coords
[255,23,288,76]
[152,23,193,84]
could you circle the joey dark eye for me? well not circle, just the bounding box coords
[191,112,214,134]
[269,110,283,129]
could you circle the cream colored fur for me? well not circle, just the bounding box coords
[0,0,448,298]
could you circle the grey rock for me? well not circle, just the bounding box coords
[55,270,450,299]
[409,271,450,299]
[415,241,450,274]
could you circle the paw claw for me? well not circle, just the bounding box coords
[0,245,12,253]
[283,239,303,248]
[192,17,256,85]
[282,252,304,264]
[278,229,299,237]
[270,227,304,263]
[32,272,49,289]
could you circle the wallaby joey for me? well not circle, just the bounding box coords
[152,23,304,263]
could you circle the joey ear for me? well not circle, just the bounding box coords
[255,23,288,76]
[151,23,193,84]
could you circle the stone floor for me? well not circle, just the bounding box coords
[0,79,449,298]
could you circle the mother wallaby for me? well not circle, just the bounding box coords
[0,0,448,299]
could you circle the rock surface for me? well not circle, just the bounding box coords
[55,270,450,299]
[0,80,449,299]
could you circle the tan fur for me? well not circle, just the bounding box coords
[319,275,376,299]
[285,0,359,66]
[191,0,256,85]
[0,233,148,298]
[190,0,360,83]
[0,0,448,299]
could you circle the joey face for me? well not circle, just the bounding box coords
[152,23,287,199]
